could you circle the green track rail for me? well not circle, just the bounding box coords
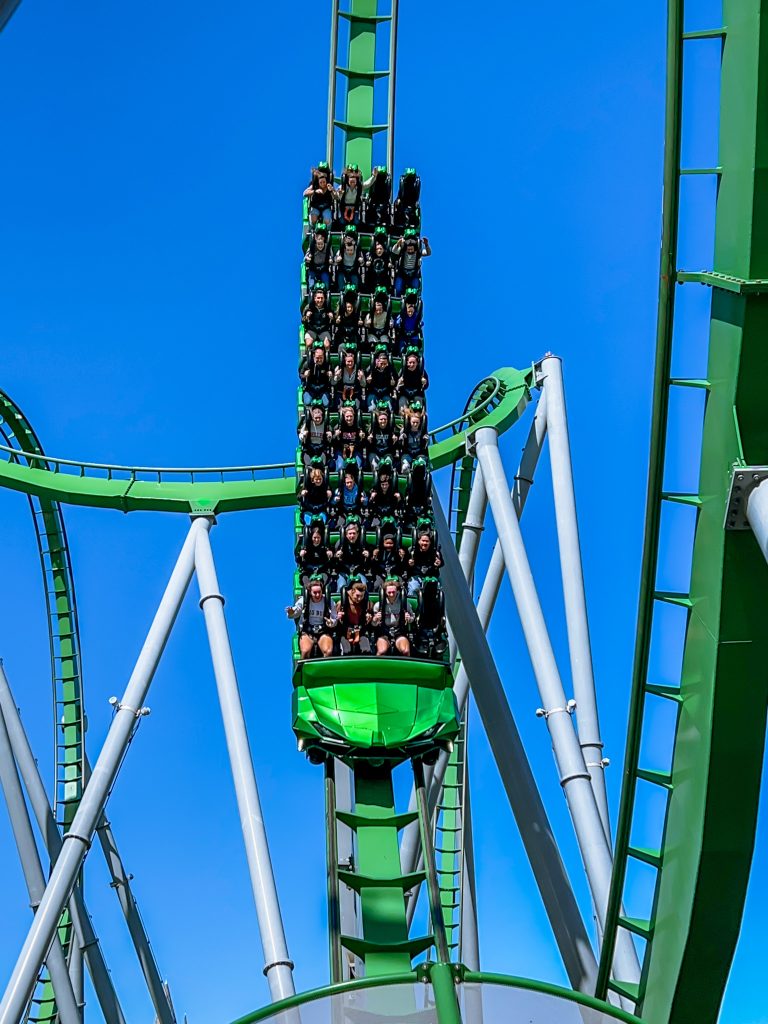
[0,391,85,1024]
[0,369,531,516]
[598,4,768,1019]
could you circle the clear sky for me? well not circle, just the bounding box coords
[0,1,764,1022]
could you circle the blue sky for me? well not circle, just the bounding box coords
[0,1,764,1022]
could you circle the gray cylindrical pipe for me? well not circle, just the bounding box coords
[474,428,640,984]
[747,478,768,562]
[0,518,205,1024]
[541,355,610,840]
[0,711,81,1024]
[0,666,126,1024]
[402,395,548,888]
[431,488,599,993]
[194,526,295,1003]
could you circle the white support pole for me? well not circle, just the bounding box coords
[430,489,599,993]
[0,518,205,1024]
[0,666,126,1024]
[0,713,81,1024]
[541,355,610,839]
[402,396,548,898]
[474,427,640,985]
[194,524,295,1003]
[747,479,768,562]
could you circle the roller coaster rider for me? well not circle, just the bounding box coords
[339,165,372,226]
[298,401,332,465]
[336,575,373,654]
[407,524,444,596]
[332,463,367,527]
[412,576,448,660]
[397,347,429,412]
[364,289,393,351]
[303,166,336,227]
[333,517,369,591]
[299,460,332,525]
[403,456,432,526]
[370,518,407,583]
[303,284,333,349]
[364,230,394,293]
[336,225,364,292]
[305,222,333,290]
[296,522,332,587]
[286,576,337,659]
[334,292,363,357]
[333,348,365,410]
[400,405,429,473]
[392,229,431,296]
[373,576,413,657]
[301,341,332,406]
[366,346,397,414]
[393,291,423,355]
[333,401,366,472]
[367,407,400,472]
[368,463,402,526]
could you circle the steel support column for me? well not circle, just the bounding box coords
[541,355,610,839]
[430,488,598,993]
[747,479,768,563]
[474,427,640,985]
[0,713,81,1024]
[0,666,126,1024]
[0,518,205,1024]
[194,524,295,1002]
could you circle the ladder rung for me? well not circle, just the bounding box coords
[683,28,726,40]
[636,767,673,789]
[619,915,653,939]
[645,682,683,703]
[607,980,640,1002]
[654,590,693,608]
[628,845,662,868]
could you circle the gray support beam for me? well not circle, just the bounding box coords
[0,666,126,1024]
[473,428,640,985]
[541,355,610,839]
[459,755,479,971]
[402,396,548,909]
[0,0,22,32]
[94,809,175,1024]
[68,945,84,1022]
[386,0,398,174]
[326,0,339,169]
[0,713,81,1024]
[333,760,359,980]
[0,518,205,1024]
[194,524,295,1003]
[430,488,598,993]
[747,478,768,563]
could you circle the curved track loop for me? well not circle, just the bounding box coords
[0,389,85,1024]
[0,368,533,514]
[0,366,533,1020]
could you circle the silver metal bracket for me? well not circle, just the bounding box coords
[725,466,768,530]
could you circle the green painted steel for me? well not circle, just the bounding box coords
[0,391,85,1024]
[433,718,467,961]
[292,657,458,760]
[331,0,392,175]
[598,3,768,1020]
[229,969,643,1024]
[0,369,531,515]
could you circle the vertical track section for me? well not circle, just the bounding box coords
[327,0,397,175]
[0,390,85,1024]
[598,3,768,1020]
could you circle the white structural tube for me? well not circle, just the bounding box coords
[541,355,610,839]
[194,525,295,1003]
[0,667,127,1024]
[0,712,81,1024]
[0,518,205,1024]
[474,427,640,985]
[747,479,768,562]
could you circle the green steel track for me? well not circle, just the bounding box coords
[597,3,768,1020]
[0,391,84,1024]
[0,369,531,515]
